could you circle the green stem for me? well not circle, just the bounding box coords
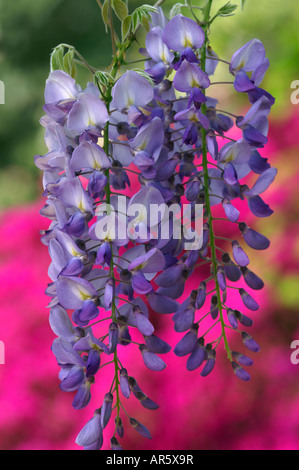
[100,40,133,438]
[200,0,232,361]
[108,0,117,55]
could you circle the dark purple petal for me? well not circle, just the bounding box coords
[86,349,101,378]
[119,369,131,399]
[88,171,107,199]
[242,124,268,148]
[156,156,180,182]
[240,288,260,311]
[232,241,250,267]
[224,163,238,185]
[242,332,260,353]
[174,326,198,357]
[249,151,270,174]
[189,87,207,108]
[135,310,155,336]
[185,179,201,201]
[72,380,92,410]
[140,345,166,371]
[248,195,273,218]
[60,257,84,277]
[108,322,119,353]
[241,267,264,290]
[134,391,159,411]
[236,311,253,327]
[101,392,113,429]
[64,211,86,237]
[232,351,254,367]
[115,417,124,439]
[96,242,112,266]
[210,295,219,320]
[186,341,206,371]
[72,300,99,326]
[222,253,242,282]
[60,366,85,392]
[200,350,216,377]
[118,325,132,347]
[174,307,195,332]
[182,124,198,146]
[234,71,255,92]
[147,292,179,314]
[195,282,206,309]
[144,334,171,354]
[222,199,240,223]
[232,361,251,382]
[130,418,152,439]
[111,437,123,450]
[227,309,238,330]
[145,61,167,84]
[155,263,184,287]
[132,272,153,295]
[239,223,270,250]
[104,279,115,309]
[217,267,227,292]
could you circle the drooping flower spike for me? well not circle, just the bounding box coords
[36,0,276,450]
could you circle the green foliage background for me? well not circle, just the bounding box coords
[0,0,296,207]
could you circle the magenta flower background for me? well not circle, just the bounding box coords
[0,110,298,450]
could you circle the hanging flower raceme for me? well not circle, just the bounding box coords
[35,0,276,451]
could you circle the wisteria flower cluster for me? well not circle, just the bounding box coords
[35,0,277,450]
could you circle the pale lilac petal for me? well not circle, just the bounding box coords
[71,141,111,172]
[111,70,154,111]
[67,93,109,132]
[162,15,205,52]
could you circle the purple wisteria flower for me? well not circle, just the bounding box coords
[35,1,276,451]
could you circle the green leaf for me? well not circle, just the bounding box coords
[141,16,150,32]
[241,0,246,8]
[63,49,76,78]
[131,4,157,32]
[50,45,76,78]
[121,14,132,42]
[184,0,192,5]
[169,3,183,19]
[50,45,64,72]
[112,0,128,21]
[216,2,238,17]
[94,70,115,88]
[102,0,109,33]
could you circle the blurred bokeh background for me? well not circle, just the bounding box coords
[0,0,299,450]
